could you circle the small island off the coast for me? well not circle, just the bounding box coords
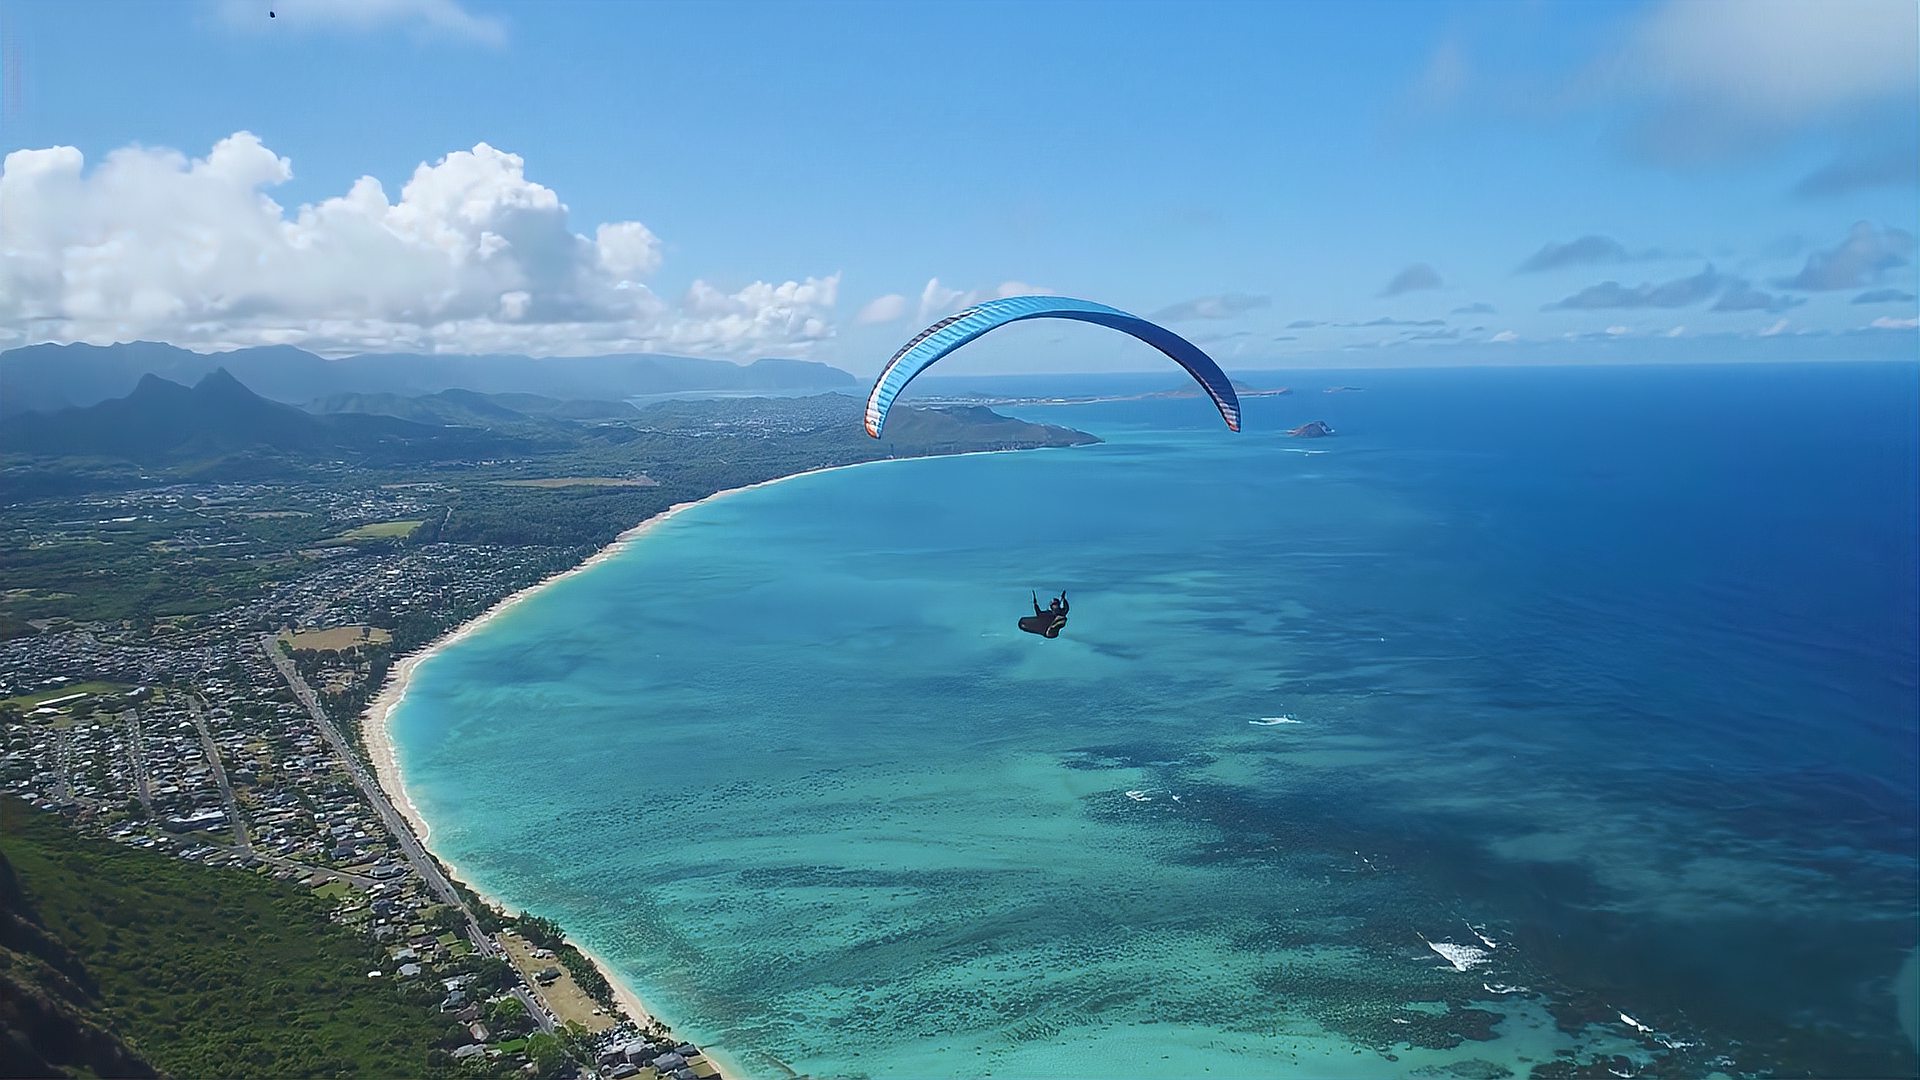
[0,357,1098,1080]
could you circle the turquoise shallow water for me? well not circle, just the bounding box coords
[393,364,1919,1079]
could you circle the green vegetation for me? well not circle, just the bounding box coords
[329,519,425,542]
[0,797,461,1078]
[1,384,1095,628]
[510,913,617,1011]
[492,476,655,488]
[0,682,128,711]
[0,831,155,1078]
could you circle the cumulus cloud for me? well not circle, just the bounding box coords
[1711,282,1804,314]
[0,132,840,357]
[1348,316,1444,328]
[855,293,908,325]
[1609,0,1918,164]
[1149,293,1270,321]
[914,278,1050,322]
[1792,145,1920,198]
[1515,235,1667,274]
[1490,330,1518,343]
[1775,221,1916,290]
[216,0,507,45]
[1544,265,1728,310]
[1452,302,1496,315]
[1852,288,1918,305]
[1380,263,1443,297]
[1871,316,1920,329]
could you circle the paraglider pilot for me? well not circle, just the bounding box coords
[1019,591,1069,638]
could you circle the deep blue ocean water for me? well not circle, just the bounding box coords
[394,363,1919,1079]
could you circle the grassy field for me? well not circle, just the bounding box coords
[0,797,457,1078]
[280,625,392,651]
[492,476,658,488]
[500,931,619,1034]
[1,681,128,711]
[330,519,425,541]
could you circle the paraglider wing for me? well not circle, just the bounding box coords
[864,295,1242,437]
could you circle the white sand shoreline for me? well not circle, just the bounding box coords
[357,447,1044,1075]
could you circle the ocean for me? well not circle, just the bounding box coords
[390,362,1920,1079]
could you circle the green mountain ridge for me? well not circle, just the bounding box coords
[0,340,856,415]
[0,369,543,466]
[305,387,639,427]
[0,797,459,1078]
[0,832,158,1080]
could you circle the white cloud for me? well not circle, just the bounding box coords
[1628,0,1914,124]
[914,277,1052,323]
[217,0,508,46]
[1665,325,1686,337]
[594,221,661,279]
[1871,315,1919,330]
[1612,0,1918,162]
[854,293,908,325]
[1759,318,1790,337]
[0,132,840,358]
[1490,330,1518,343]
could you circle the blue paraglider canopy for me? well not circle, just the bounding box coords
[864,295,1242,437]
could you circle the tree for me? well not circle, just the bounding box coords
[487,995,528,1035]
[525,1033,567,1079]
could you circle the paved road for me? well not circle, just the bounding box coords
[258,637,492,950]
[258,636,556,1035]
[49,726,73,806]
[513,986,557,1035]
[234,847,383,890]
[125,706,155,817]
[187,695,250,850]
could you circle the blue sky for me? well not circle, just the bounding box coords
[0,0,1914,375]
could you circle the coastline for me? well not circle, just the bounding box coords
[358,447,1043,1073]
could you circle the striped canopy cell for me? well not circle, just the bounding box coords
[864,295,1243,437]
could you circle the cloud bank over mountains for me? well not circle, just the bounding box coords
[0,132,840,359]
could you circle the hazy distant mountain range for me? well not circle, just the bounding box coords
[0,365,1096,474]
[0,341,856,415]
[0,369,542,464]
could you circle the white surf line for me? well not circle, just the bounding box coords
[1420,935,1492,971]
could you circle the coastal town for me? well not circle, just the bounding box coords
[2,494,727,1080]
[0,363,1098,1077]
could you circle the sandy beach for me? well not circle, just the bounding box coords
[357,449,1030,1070]
[360,453,951,846]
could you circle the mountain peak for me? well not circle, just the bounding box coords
[129,373,192,399]
[192,367,252,395]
